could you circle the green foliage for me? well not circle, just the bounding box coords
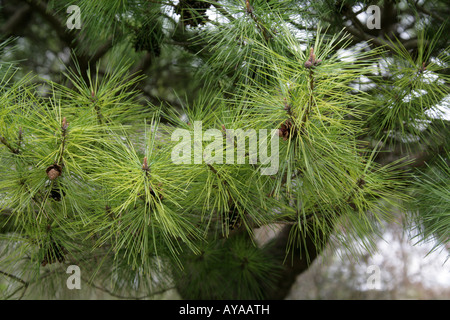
[0,0,449,300]
[174,233,282,299]
[366,27,450,147]
[410,153,450,253]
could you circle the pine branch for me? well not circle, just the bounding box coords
[298,47,320,135]
[24,0,79,48]
[263,221,332,299]
[0,3,32,37]
[90,37,115,64]
[0,136,20,154]
[210,0,236,22]
[0,270,29,300]
[413,1,446,23]
[1,0,447,300]
[82,276,175,300]
[23,0,114,84]
[57,117,69,167]
[245,0,272,42]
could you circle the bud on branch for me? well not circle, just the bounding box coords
[245,0,253,14]
[142,156,149,172]
[304,47,322,69]
[61,117,69,131]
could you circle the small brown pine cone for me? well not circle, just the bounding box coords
[46,164,62,180]
[304,60,313,68]
[278,120,293,141]
[47,169,60,180]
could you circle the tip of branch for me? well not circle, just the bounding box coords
[246,0,253,13]
[142,157,149,171]
[62,117,69,130]
[305,47,322,68]
[309,47,314,59]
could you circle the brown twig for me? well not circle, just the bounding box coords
[0,270,29,300]
[0,136,20,154]
[245,0,271,42]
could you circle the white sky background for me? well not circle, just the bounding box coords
[283,224,450,297]
[369,230,450,291]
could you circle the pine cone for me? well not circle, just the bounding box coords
[46,164,62,180]
[278,119,294,140]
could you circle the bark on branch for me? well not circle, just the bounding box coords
[263,222,332,299]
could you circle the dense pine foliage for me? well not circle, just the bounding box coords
[0,0,448,299]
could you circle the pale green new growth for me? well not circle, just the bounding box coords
[0,0,448,300]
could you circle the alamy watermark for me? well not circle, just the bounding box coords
[366,5,381,30]
[66,265,81,290]
[366,265,381,290]
[64,4,381,31]
[66,5,81,30]
[171,121,279,175]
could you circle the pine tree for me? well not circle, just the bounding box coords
[0,0,448,300]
